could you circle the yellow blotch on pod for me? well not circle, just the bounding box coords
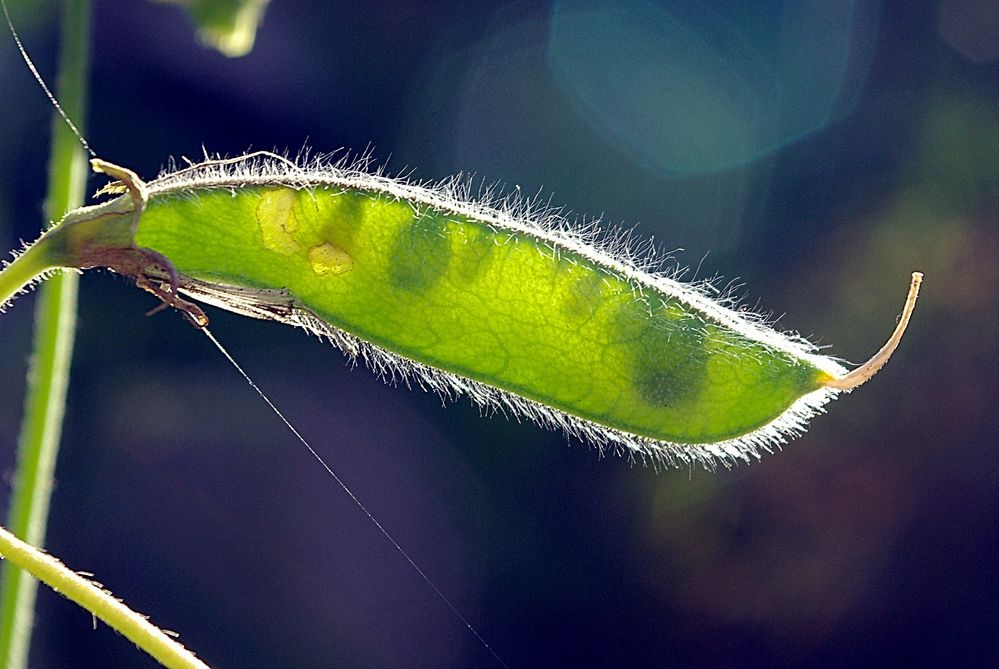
[256,188,301,256]
[307,242,354,276]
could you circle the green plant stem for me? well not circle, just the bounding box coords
[0,239,61,307]
[0,1,89,666]
[0,524,210,669]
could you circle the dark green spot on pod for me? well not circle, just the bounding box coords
[619,299,709,409]
[634,342,709,408]
[318,192,365,248]
[389,209,452,292]
[451,221,496,281]
[563,269,607,322]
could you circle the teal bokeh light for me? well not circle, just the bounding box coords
[548,0,880,175]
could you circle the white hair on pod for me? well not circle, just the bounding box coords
[154,150,851,469]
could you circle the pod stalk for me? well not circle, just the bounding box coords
[0,238,62,309]
[824,272,923,391]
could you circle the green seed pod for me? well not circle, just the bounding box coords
[0,154,921,467]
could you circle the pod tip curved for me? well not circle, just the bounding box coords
[824,271,923,391]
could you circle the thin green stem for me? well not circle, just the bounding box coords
[0,238,62,308]
[0,1,89,666]
[0,524,209,669]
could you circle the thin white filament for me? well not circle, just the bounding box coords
[1,0,96,159]
[200,327,508,668]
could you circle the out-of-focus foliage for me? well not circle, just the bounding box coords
[156,0,269,56]
[2,0,56,25]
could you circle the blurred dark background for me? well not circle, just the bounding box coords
[1,1,996,667]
